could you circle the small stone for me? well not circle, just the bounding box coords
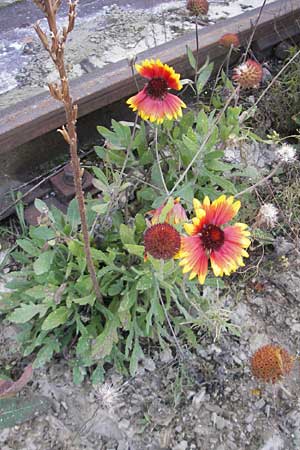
[255,398,266,410]
[274,237,295,256]
[159,428,172,448]
[292,323,300,334]
[173,440,188,450]
[259,434,285,450]
[160,347,173,363]
[191,388,206,411]
[245,413,254,424]
[143,357,156,372]
[214,415,231,431]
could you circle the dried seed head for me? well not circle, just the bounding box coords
[276,144,297,164]
[251,344,294,383]
[186,0,209,16]
[255,203,279,229]
[218,33,240,49]
[94,383,122,411]
[232,59,263,88]
[144,223,181,260]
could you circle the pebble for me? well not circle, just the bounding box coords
[259,434,285,450]
[191,388,206,411]
[274,237,295,256]
[143,357,156,372]
[160,347,173,363]
[173,440,188,450]
[255,398,266,410]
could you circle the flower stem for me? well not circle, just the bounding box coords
[154,127,169,195]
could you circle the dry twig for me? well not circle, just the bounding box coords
[33,0,102,302]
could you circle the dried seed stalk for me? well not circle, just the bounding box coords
[33,0,102,302]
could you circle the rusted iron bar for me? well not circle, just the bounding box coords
[1,0,299,155]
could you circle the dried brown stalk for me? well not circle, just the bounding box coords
[33,0,102,302]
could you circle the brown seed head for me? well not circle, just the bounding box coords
[187,0,209,16]
[251,344,294,383]
[144,223,181,260]
[232,59,263,88]
[219,33,240,49]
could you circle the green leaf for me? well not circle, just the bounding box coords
[33,251,54,276]
[135,213,146,234]
[73,366,86,385]
[92,166,109,186]
[196,110,209,135]
[196,61,214,94]
[0,396,50,429]
[34,199,49,214]
[205,278,225,288]
[16,239,39,257]
[107,280,124,296]
[76,336,91,356]
[41,307,70,331]
[210,175,237,194]
[91,318,119,359]
[25,285,51,299]
[8,303,49,324]
[119,286,137,313]
[136,274,153,292]
[29,226,56,242]
[205,160,234,172]
[186,45,196,70]
[67,198,81,229]
[91,203,108,215]
[124,244,145,258]
[73,295,96,306]
[129,339,144,376]
[91,365,105,385]
[32,338,60,368]
[119,224,136,245]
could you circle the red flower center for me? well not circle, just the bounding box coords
[144,223,181,260]
[146,78,168,99]
[200,224,224,251]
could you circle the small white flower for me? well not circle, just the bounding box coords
[276,144,297,163]
[256,203,279,229]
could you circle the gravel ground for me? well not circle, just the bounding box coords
[0,240,300,450]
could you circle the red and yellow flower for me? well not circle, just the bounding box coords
[177,195,251,284]
[127,59,186,124]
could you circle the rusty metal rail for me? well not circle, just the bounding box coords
[1,0,300,153]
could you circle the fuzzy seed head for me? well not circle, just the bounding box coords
[144,223,181,260]
[276,144,297,163]
[186,0,209,16]
[94,383,122,411]
[251,344,294,383]
[255,203,279,229]
[232,59,263,88]
[219,33,240,49]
